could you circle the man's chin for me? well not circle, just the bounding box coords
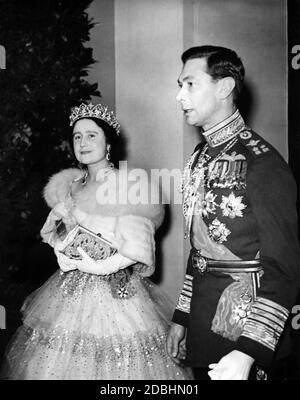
[185,116,197,126]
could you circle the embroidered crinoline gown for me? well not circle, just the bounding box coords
[1,168,192,380]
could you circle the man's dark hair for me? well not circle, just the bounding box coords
[181,45,245,102]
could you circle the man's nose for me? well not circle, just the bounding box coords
[176,87,184,103]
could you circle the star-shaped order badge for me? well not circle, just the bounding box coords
[220,192,246,219]
[197,190,218,217]
[208,218,231,243]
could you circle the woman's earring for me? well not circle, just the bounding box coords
[106,146,111,161]
[106,145,114,168]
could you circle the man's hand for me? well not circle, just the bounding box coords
[208,350,254,380]
[166,323,187,365]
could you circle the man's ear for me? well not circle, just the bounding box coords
[217,77,236,100]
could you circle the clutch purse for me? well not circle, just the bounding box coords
[59,224,117,261]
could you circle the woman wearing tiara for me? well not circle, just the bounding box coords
[1,103,192,380]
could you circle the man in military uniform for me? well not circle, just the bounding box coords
[166,45,300,380]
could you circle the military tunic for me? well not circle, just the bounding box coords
[173,110,300,368]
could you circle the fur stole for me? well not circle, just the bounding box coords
[43,168,164,230]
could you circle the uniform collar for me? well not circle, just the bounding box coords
[202,109,245,148]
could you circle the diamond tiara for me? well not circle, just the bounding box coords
[69,103,121,135]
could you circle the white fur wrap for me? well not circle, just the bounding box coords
[42,168,165,275]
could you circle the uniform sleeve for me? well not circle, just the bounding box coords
[172,252,194,328]
[236,154,300,366]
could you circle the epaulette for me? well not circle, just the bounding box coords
[238,129,271,158]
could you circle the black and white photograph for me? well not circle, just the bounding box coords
[0,0,300,386]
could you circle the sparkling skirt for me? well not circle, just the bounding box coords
[1,269,193,380]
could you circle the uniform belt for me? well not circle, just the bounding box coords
[191,250,262,274]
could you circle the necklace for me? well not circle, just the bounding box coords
[181,136,238,238]
[68,163,115,202]
[79,162,115,187]
[81,170,89,186]
[94,162,115,183]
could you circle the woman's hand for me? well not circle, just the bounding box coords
[54,240,78,272]
[208,350,255,380]
[71,248,100,274]
[70,247,134,275]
